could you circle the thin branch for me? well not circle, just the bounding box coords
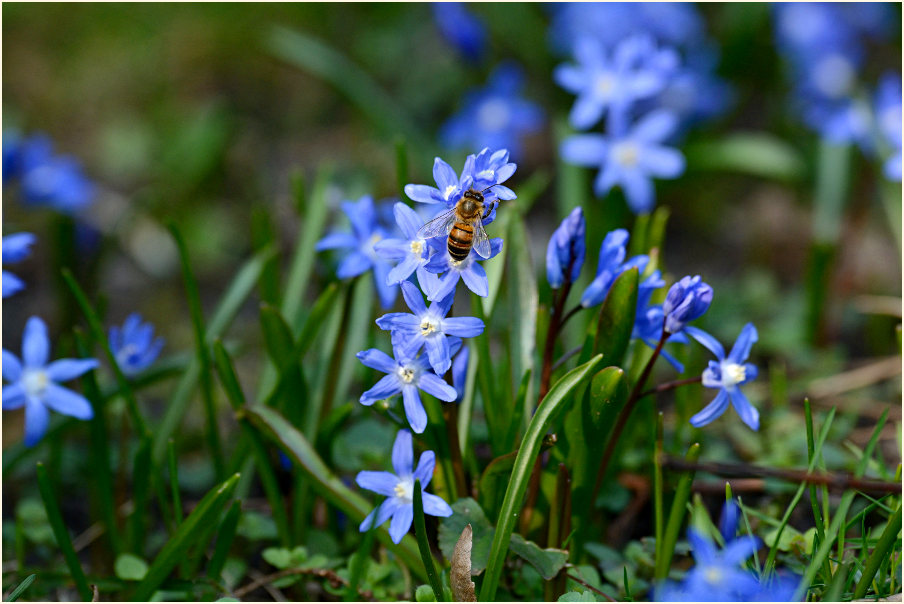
[661,457,902,494]
[639,376,702,398]
[551,345,583,373]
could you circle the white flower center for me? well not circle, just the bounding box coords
[22,369,49,397]
[443,185,458,201]
[594,73,616,99]
[410,240,425,255]
[420,318,438,336]
[398,366,417,384]
[721,362,747,388]
[703,565,723,586]
[812,53,855,99]
[614,142,640,168]
[478,98,510,131]
[394,477,415,503]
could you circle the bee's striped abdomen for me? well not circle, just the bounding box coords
[448,222,473,261]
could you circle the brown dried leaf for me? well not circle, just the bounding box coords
[451,524,476,602]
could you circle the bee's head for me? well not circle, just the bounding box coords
[464,189,484,203]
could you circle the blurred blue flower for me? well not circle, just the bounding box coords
[452,345,469,401]
[376,281,484,376]
[356,429,453,544]
[561,109,685,213]
[656,500,801,601]
[580,228,649,307]
[546,207,586,290]
[2,232,36,298]
[875,73,902,181]
[9,134,96,213]
[432,2,487,63]
[357,343,458,433]
[374,202,432,285]
[662,275,713,334]
[441,63,543,159]
[3,130,23,183]
[316,195,397,309]
[684,323,760,431]
[423,236,503,301]
[554,35,678,130]
[2,316,99,447]
[108,313,164,376]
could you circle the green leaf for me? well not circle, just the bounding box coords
[480,354,604,602]
[558,590,598,602]
[414,480,445,601]
[507,217,538,419]
[152,246,276,463]
[684,132,806,182]
[133,474,240,601]
[262,546,308,570]
[853,503,902,599]
[592,268,639,368]
[260,303,308,422]
[509,533,568,580]
[36,463,93,601]
[439,498,495,574]
[416,584,438,602]
[7,574,36,602]
[244,404,426,580]
[115,553,150,581]
[207,500,242,580]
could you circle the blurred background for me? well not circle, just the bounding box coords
[2,1,901,580]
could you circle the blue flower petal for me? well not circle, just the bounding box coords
[45,358,99,382]
[418,373,458,402]
[421,492,454,517]
[640,145,686,178]
[424,336,451,376]
[728,387,759,431]
[404,184,442,205]
[42,384,93,420]
[400,281,428,315]
[394,202,425,239]
[356,471,399,497]
[3,383,26,409]
[386,254,422,285]
[632,109,679,142]
[315,232,357,251]
[23,398,50,447]
[388,501,414,544]
[402,386,428,433]
[360,374,402,405]
[689,389,730,427]
[413,450,436,487]
[392,429,414,477]
[687,528,717,565]
[337,251,372,280]
[22,316,50,368]
[442,317,484,338]
[360,497,402,533]
[2,350,22,381]
[561,135,607,166]
[461,263,488,297]
[684,326,725,360]
[721,535,762,566]
[2,271,25,298]
[357,349,398,374]
[728,323,758,364]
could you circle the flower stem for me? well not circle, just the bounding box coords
[639,375,702,399]
[592,326,668,505]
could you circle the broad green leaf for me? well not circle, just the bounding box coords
[263,546,309,570]
[558,590,598,602]
[115,553,149,581]
[439,498,495,574]
[133,474,240,601]
[509,533,568,580]
[244,405,426,580]
[592,269,639,368]
[480,354,603,602]
[684,132,806,182]
[416,584,438,602]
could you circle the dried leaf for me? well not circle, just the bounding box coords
[451,524,476,602]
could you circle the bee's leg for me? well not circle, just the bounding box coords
[482,201,496,220]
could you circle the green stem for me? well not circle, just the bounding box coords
[654,443,701,580]
[414,480,445,602]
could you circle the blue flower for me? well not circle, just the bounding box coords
[357,343,458,433]
[554,34,678,130]
[373,202,432,285]
[452,345,469,401]
[432,2,487,63]
[662,275,713,334]
[441,63,544,159]
[404,148,517,213]
[2,317,99,446]
[108,313,164,376]
[404,157,473,209]
[875,73,902,182]
[683,323,760,431]
[546,207,586,290]
[316,195,397,309]
[356,429,453,544]
[376,281,484,376]
[580,228,648,307]
[423,236,504,301]
[561,109,685,214]
[2,232,36,298]
[631,270,689,373]
[12,134,96,213]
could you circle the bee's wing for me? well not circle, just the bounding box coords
[417,208,457,239]
[471,215,491,259]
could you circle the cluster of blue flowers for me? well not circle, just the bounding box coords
[655,500,800,601]
[326,148,517,543]
[773,3,901,181]
[546,208,761,430]
[551,2,731,213]
[3,131,96,213]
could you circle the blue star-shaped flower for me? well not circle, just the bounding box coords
[441,63,544,159]
[684,323,760,430]
[109,313,165,376]
[356,343,458,434]
[561,108,685,214]
[423,236,504,302]
[13,134,96,214]
[376,281,484,376]
[2,232,36,298]
[356,429,453,544]
[3,316,99,446]
[316,195,398,309]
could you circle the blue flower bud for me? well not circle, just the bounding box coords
[663,275,712,334]
[545,207,585,289]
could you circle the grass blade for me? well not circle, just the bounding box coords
[479,354,603,602]
[414,479,446,602]
[853,503,902,599]
[654,442,702,580]
[36,462,93,601]
[7,574,36,602]
[206,500,243,581]
[129,436,153,555]
[167,439,183,528]
[132,474,240,601]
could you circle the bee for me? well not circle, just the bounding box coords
[417,186,498,262]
